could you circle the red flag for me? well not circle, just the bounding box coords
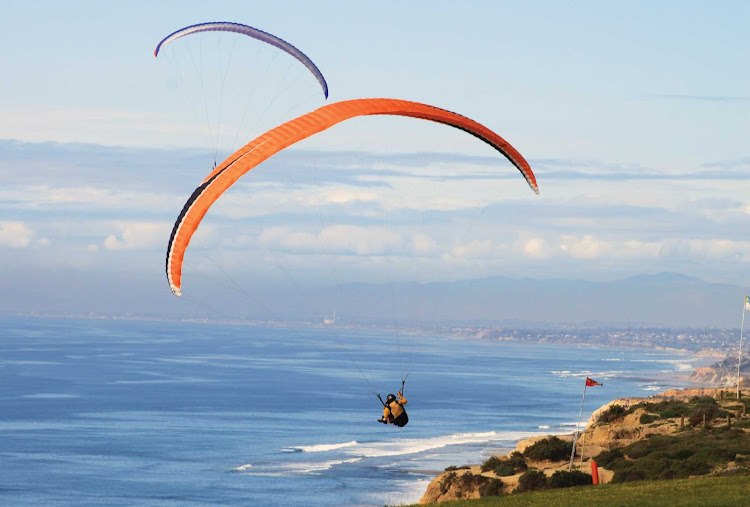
[585,377,602,387]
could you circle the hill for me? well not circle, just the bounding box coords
[415,387,750,505]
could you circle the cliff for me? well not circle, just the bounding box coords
[418,386,750,504]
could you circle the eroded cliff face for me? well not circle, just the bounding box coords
[419,467,490,504]
[690,367,748,387]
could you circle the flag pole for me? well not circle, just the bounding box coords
[569,382,588,471]
[579,425,588,469]
[738,296,747,400]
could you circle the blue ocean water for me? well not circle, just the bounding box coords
[0,317,701,506]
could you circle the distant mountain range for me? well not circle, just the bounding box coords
[3,270,746,329]
[313,272,746,329]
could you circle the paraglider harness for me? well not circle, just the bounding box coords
[377,379,409,427]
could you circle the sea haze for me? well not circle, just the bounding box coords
[0,317,702,506]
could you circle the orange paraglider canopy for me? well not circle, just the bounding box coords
[166,98,538,296]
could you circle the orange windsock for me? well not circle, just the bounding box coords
[166,98,538,296]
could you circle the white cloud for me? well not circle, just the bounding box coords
[0,221,33,248]
[102,222,169,250]
[412,234,437,254]
[519,237,552,259]
[560,235,606,259]
[259,225,403,255]
[447,240,497,259]
[0,185,181,212]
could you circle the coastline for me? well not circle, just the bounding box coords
[3,313,736,359]
[414,385,744,504]
[408,352,717,505]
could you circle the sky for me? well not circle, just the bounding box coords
[0,1,749,323]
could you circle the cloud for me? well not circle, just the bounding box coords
[702,156,750,170]
[0,221,33,248]
[259,225,404,255]
[411,234,437,254]
[518,237,552,259]
[560,235,604,259]
[102,222,169,250]
[658,239,749,261]
[0,185,182,213]
[447,240,498,260]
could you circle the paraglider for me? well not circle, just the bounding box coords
[378,391,408,427]
[165,97,539,297]
[154,21,329,99]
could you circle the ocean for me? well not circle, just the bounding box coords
[0,317,701,506]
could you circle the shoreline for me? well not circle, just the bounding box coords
[414,385,745,504]
[2,313,735,359]
[407,352,716,504]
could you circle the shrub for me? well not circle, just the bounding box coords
[659,468,677,480]
[524,437,573,462]
[548,470,592,488]
[444,465,470,472]
[439,472,456,494]
[612,468,645,483]
[493,463,516,477]
[507,452,528,472]
[598,404,627,423]
[593,448,624,468]
[440,472,492,497]
[478,478,504,498]
[688,405,724,427]
[671,449,695,460]
[680,456,712,476]
[633,400,690,419]
[690,396,718,406]
[640,413,658,424]
[480,456,502,472]
[515,470,549,493]
[658,401,691,419]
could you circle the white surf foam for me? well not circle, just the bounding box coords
[240,458,362,476]
[287,440,358,453]
[288,431,542,460]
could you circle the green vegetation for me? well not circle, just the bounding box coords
[514,470,548,493]
[522,436,572,462]
[548,470,593,488]
[480,452,528,477]
[480,456,503,473]
[597,404,627,423]
[506,452,528,473]
[477,479,504,498]
[439,472,503,499]
[445,465,471,472]
[593,422,750,483]
[629,399,691,420]
[409,475,750,506]
[492,463,515,477]
[639,413,658,424]
[513,469,592,493]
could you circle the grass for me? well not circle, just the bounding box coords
[406,475,750,506]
